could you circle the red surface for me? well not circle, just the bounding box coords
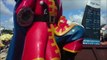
[16,0,63,60]
[22,22,48,60]
[46,31,61,60]
[16,0,35,14]
[63,38,83,52]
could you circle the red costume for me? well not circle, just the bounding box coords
[15,0,84,60]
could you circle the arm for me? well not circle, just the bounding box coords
[16,0,35,14]
[16,0,36,27]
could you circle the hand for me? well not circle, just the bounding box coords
[17,7,34,27]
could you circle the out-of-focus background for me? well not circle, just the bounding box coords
[0,0,107,60]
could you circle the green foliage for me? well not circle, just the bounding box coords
[1,29,13,34]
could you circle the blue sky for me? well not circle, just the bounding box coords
[0,0,107,30]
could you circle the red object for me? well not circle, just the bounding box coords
[16,0,62,60]
[63,38,83,53]
[15,0,83,60]
[46,25,61,60]
[22,22,48,60]
[16,0,35,14]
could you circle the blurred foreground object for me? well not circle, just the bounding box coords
[6,0,85,60]
[100,24,107,45]
[0,33,13,60]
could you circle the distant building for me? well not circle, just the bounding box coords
[82,0,101,45]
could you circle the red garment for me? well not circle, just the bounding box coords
[16,0,62,60]
[16,0,84,60]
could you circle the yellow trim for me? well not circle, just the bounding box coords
[33,58,44,60]
[48,29,52,32]
[49,0,57,16]
[55,23,77,36]
[51,43,56,46]
[49,36,53,39]
[50,24,61,55]
[51,57,60,60]
[63,47,78,53]
[55,49,60,54]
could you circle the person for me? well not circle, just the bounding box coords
[6,0,85,60]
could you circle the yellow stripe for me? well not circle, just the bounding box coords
[55,23,77,36]
[51,57,60,60]
[55,49,60,54]
[51,43,56,46]
[63,47,78,53]
[50,24,61,55]
[49,36,53,39]
[48,29,52,32]
[33,58,44,60]
[49,0,57,16]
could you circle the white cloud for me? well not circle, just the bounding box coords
[69,12,107,25]
[0,0,14,30]
[101,14,107,25]
[6,17,14,29]
[62,0,107,25]
[62,0,87,10]
[0,0,12,15]
[62,0,107,11]
[5,0,16,6]
[69,12,83,24]
[101,0,107,11]
[8,17,14,29]
[1,16,14,30]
